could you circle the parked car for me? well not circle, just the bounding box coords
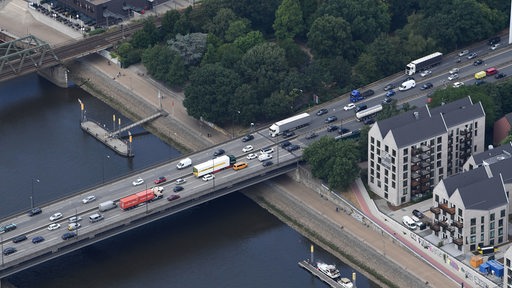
[202,174,215,181]
[132,177,144,186]
[420,83,433,90]
[324,116,338,123]
[154,176,167,184]
[420,70,432,77]
[175,178,186,185]
[61,232,77,240]
[262,160,273,167]
[32,236,45,244]
[316,108,328,116]
[246,153,258,160]
[448,73,459,81]
[167,194,181,201]
[213,149,225,156]
[242,145,253,152]
[467,52,477,59]
[173,185,184,192]
[48,223,61,231]
[343,103,356,111]
[49,212,63,221]
[473,59,484,66]
[241,134,254,142]
[81,195,96,204]
[383,83,395,91]
[412,209,424,219]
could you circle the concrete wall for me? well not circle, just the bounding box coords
[38,65,69,88]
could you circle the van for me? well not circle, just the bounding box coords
[398,80,416,91]
[176,158,192,170]
[98,200,117,212]
[402,216,417,230]
[485,67,497,76]
[474,71,486,80]
[258,153,272,162]
[89,213,104,223]
[233,162,248,171]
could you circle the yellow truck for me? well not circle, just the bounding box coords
[474,71,486,80]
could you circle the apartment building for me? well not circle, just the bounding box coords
[368,96,485,206]
[431,164,509,253]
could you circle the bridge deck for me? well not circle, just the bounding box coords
[80,120,131,157]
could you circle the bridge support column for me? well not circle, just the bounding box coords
[38,65,69,88]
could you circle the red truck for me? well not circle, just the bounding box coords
[119,187,164,210]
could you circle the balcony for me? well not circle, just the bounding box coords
[411,180,420,187]
[411,165,420,171]
[430,223,440,232]
[452,221,463,229]
[411,172,420,179]
[430,206,441,215]
[439,203,455,215]
[411,156,421,163]
[446,226,455,233]
[453,237,463,246]
[439,220,449,228]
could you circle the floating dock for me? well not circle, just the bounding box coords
[81,120,132,157]
[298,260,345,288]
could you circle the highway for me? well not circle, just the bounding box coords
[1,35,510,276]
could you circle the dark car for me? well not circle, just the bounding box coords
[338,128,350,135]
[32,236,45,244]
[404,76,415,81]
[473,59,484,66]
[355,104,368,113]
[316,108,328,116]
[61,232,77,240]
[363,118,375,125]
[286,144,300,152]
[327,125,339,132]
[383,83,395,91]
[154,176,167,184]
[282,131,295,138]
[305,132,318,140]
[173,185,184,192]
[3,247,16,256]
[382,97,393,105]
[241,134,254,142]
[420,83,433,90]
[474,79,485,86]
[213,149,225,156]
[281,141,291,148]
[412,209,424,219]
[385,90,395,97]
[28,207,42,217]
[0,223,17,233]
[12,235,27,243]
[324,116,338,123]
[495,73,506,79]
[167,194,181,201]
[262,160,273,167]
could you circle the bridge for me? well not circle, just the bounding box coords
[0,22,146,84]
[0,128,305,277]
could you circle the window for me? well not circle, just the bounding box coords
[403,172,408,179]
[490,230,495,239]
[384,192,388,199]
[475,122,478,128]
[474,145,477,152]
[458,208,462,216]
[470,235,476,243]
[392,181,396,189]
[490,213,495,221]
[435,195,439,202]
[481,216,485,223]
[384,185,388,192]
[404,148,408,155]
[470,227,476,234]
[371,137,374,144]
[439,167,444,175]
[499,219,503,227]
[499,228,503,236]
[490,222,495,229]
[370,176,374,183]
[437,136,442,144]
[403,180,407,187]
[403,156,408,163]
[480,234,484,241]
[475,130,478,136]
[370,168,374,175]
[437,160,441,167]
[470,218,476,225]
[437,144,442,152]
[501,209,505,218]
[403,164,408,171]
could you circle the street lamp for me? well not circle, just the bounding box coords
[30,178,40,209]
[102,155,110,183]
[250,122,255,133]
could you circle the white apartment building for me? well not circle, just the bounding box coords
[368,96,485,206]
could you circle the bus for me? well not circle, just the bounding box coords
[355,104,383,121]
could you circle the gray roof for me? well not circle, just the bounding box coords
[487,156,512,184]
[443,167,490,197]
[458,175,507,211]
[472,142,512,165]
[376,96,484,148]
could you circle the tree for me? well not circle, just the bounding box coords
[307,15,352,59]
[161,10,182,39]
[205,8,239,41]
[273,0,304,40]
[168,33,208,66]
[233,31,265,53]
[184,64,241,124]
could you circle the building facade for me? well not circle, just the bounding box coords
[368,96,485,206]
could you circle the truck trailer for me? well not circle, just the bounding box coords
[119,187,164,210]
[98,200,117,212]
[193,154,236,177]
[269,113,311,137]
[405,52,443,75]
[355,104,383,121]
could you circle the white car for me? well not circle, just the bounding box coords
[175,178,186,185]
[202,174,215,181]
[420,70,432,77]
[48,223,61,231]
[458,50,469,57]
[258,153,273,162]
[68,223,81,231]
[343,103,356,111]
[68,216,82,223]
[49,212,63,221]
[242,145,253,153]
[260,147,274,154]
[449,68,459,74]
[82,195,96,204]
[448,73,459,81]
[132,178,144,186]
[246,153,258,160]
[491,43,500,50]
[453,82,465,88]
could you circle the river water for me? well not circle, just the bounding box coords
[0,74,377,287]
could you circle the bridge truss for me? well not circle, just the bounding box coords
[0,35,59,76]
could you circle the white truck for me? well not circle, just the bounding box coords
[176,157,192,169]
[98,200,117,212]
[405,52,443,75]
[398,79,416,91]
[269,113,311,137]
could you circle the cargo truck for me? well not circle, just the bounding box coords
[176,157,192,169]
[119,187,164,210]
[98,200,117,212]
[269,113,311,137]
[350,89,374,103]
[193,154,236,177]
[405,52,443,75]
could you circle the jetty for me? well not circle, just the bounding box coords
[298,260,345,288]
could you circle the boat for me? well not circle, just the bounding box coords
[316,261,341,279]
[337,277,354,288]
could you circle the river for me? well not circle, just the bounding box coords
[0,73,377,287]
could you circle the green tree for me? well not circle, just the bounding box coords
[205,8,239,41]
[168,33,208,66]
[184,64,241,124]
[278,38,309,70]
[161,10,181,39]
[233,31,265,53]
[273,0,304,40]
[307,15,352,59]
[116,42,141,67]
[225,19,251,43]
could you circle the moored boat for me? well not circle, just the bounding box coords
[316,261,341,279]
[337,277,354,288]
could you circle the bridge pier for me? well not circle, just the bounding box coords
[38,65,69,88]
